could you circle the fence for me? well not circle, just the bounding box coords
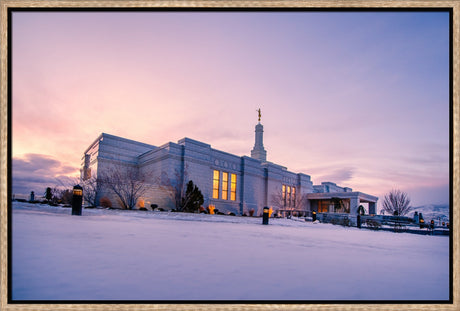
[315,213,449,235]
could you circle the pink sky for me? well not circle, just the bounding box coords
[11,11,450,207]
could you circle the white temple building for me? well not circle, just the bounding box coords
[80,114,378,216]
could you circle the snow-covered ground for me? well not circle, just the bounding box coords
[11,202,450,301]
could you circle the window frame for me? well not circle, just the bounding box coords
[230,173,237,201]
[212,170,220,199]
[222,172,229,200]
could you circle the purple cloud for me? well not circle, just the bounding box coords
[12,154,79,196]
[314,167,355,185]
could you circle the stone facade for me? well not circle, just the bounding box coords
[81,123,377,215]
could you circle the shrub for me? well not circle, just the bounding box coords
[331,217,351,227]
[342,218,351,226]
[150,204,158,210]
[366,219,382,230]
[100,197,112,208]
[228,212,236,216]
[59,189,73,205]
[139,207,148,211]
[249,209,255,217]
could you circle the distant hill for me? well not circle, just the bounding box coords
[409,204,450,222]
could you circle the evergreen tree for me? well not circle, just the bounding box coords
[357,205,366,215]
[45,187,53,202]
[181,180,204,213]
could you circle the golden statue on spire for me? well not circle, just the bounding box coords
[257,108,261,122]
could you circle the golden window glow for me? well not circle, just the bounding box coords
[319,200,330,213]
[292,187,296,208]
[282,185,286,206]
[222,172,229,200]
[85,168,91,180]
[287,186,291,207]
[230,174,237,201]
[212,170,220,199]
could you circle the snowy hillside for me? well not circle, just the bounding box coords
[11,202,450,301]
[409,204,450,222]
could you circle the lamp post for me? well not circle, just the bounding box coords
[71,185,83,216]
[262,207,269,225]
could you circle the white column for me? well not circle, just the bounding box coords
[369,202,376,215]
[350,197,360,214]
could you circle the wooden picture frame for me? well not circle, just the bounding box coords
[1,1,458,310]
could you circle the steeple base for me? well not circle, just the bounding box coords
[251,121,267,162]
[251,148,267,162]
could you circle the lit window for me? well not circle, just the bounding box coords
[292,187,296,208]
[282,185,286,206]
[86,168,91,180]
[230,174,237,201]
[213,170,220,199]
[287,186,291,207]
[222,172,228,200]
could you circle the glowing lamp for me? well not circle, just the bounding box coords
[71,185,83,216]
[262,207,269,225]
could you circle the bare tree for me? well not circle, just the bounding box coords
[55,175,99,207]
[80,176,100,207]
[270,187,308,215]
[99,165,152,209]
[54,175,97,206]
[270,190,284,210]
[159,165,190,211]
[382,189,411,216]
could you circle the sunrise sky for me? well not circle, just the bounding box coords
[11,10,450,207]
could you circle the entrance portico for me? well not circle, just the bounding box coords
[307,192,378,215]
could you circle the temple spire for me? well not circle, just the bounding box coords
[251,108,267,162]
